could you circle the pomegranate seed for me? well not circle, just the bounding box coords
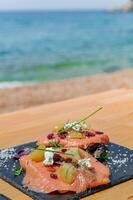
[82,131,95,137]
[59,132,68,139]
[47,167,56,172]
[96,131,104,135]
[54,163,61,167]
[61,148,67,152]
[65,157,73,163]
[50,173,58,179]
[59,134,66,139]
[47,133,54,140]
[53,154,62,162]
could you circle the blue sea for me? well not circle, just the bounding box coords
[0,11,133,84]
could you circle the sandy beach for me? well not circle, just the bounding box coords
[0,69,133,114]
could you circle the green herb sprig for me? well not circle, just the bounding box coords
[96,153,108,162]
[37,147,73,156]
[15,167,23,176]
[31,146,73,156]
[58,107,103,135]
[48,141,64,148]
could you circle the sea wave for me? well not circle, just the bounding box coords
[0,81,34,89]
[0,11,133,82]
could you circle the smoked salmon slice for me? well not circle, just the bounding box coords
[19,109,110,194]
[37,129,109,149]
[20,147,110,193]
[37,108,109,149]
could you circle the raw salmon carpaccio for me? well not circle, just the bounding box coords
[20,148,110,194]
[37,130,109,149]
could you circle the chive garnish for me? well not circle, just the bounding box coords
[58,107,103,135]
[37,147,74,156]
[31,147,73,156]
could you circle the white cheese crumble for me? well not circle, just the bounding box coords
[78,158,92,169]
[64,121,81,131]
[43,148,54,166]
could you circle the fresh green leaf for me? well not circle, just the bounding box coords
[15,167,23,176]
[96,153,108,162]
[48,141,64,148]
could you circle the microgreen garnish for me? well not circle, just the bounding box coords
[31,147,74,156]
[48,141,64,148]
[15,167,23,176]
[96,153,108,162]
[38,148,74,156]
[58,107,103,135]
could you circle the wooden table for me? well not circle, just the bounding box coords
[0,89,133,200]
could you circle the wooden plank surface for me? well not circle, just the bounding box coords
[0,89,133,200]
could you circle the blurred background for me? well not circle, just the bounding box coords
[0,0,133,114]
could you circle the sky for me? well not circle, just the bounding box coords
[0,0,128,10]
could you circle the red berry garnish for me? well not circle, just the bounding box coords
[96,131,104,135]
[50,173,58,179]
[61,148,67,152]
[47,167,56,172]
[59,134,66,139]
[47,133,54,140]
[53,154,62,163]
[65,157,73,163]
[82,131,95,137]
[58,132,68,139]
[54,163,61,167]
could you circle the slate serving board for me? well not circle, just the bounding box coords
[0,194,12,200]
[0,142,133,200]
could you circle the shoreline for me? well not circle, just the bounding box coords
[0,81,33,89]
[1,69,133,114]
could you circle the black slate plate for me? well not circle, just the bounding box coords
[0,142,133,200]
[0,194,12,200]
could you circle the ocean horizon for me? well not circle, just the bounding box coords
[0,10,133,84]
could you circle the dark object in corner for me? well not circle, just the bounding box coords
[0,194,12,200]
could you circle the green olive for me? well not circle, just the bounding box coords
[30,149,44,162]
[59,163,77,184]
